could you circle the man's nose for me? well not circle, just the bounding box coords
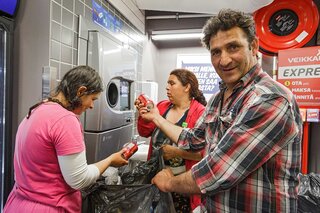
[220,51,232,66]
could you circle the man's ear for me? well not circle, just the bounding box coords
[251,37,259,56]
[77,86,87,96]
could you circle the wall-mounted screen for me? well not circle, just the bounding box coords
[120,80,130,111]
[0,0,19,17]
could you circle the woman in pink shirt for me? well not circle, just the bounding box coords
[4,65,128,213]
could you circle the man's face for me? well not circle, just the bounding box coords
[209,27,258,90]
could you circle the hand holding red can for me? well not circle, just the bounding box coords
[137,94,154,111]
[122,141,138,160]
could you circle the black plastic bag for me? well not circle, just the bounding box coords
[119,149,162,184]
[298,173,320,213]
[82,180,165,213]
[82,149,176,213]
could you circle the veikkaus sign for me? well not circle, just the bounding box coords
[278,46,320,108]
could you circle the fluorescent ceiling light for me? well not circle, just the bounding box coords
[151,33,203,41]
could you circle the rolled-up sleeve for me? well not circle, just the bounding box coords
[177,111,207,151]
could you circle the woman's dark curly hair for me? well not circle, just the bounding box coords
[27,65,103,118]
[170,68,207,106]
[53,65,104,110]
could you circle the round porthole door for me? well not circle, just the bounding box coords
[106,81,119,108]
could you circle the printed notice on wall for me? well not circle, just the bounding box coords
[177,54,220,101]
[278,46,320,108]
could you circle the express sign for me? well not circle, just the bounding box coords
[278,46,320,108]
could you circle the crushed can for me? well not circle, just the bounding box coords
[122,139,138,160]
[138,94,154,111]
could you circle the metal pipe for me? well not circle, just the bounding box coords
[146,14,212,20]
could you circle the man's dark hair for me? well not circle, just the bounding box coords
[201,9,256,50]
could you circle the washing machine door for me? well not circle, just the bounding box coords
[84,77,133,131]
[106,79,120,110]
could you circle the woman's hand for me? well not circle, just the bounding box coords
[162,144,203,161]
[134,97,161,123]
[162,144,180,160]
[108,150,128,167]
[134,98,144,111]
[134,98,153,118]
[140,106,160,122]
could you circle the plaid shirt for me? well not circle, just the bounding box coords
[178,65,302,213]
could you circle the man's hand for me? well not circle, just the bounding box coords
[151,168,174,192]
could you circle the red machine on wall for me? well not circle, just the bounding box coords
[254,0,319,56]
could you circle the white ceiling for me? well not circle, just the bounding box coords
[135,0,275,14]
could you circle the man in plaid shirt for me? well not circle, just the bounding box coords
[137,9,302,212]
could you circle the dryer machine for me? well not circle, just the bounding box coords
[79,21,137,163]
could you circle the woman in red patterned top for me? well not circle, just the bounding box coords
[135,68,207,212]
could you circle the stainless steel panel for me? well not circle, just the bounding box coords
[84,124,133,164]
[78,16,136,163]
[84,31,136,131]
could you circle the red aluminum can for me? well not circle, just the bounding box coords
[122,141,138,160]
[138,94,154,110]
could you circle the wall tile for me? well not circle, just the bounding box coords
[51,21,61,42]
[62,0,74,12]
[62,8,73,29]
[52,1,61,23]
[61,26,73,46]
[51,40,61,61]
[84,5,91,19]
[50,60,61,78]
[61,45,73,64]
[60,63,72,77]
[50,0,143,92]
[85,0,92,8]
[53,0,62,5]
[75,0,84,16]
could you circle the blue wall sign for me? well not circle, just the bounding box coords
[181,62,220,95]
[92,0,123,33]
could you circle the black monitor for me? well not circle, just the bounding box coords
[0,0,20,18]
